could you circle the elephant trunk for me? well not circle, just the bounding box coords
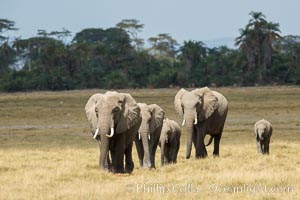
[257,129,265,141]
[98,115,115,138]
[186,122,194,159]
[98,114,114,169]
[160,140,165,166]
[99,134,109,169]
[185,109,196,159]
[141,132,151,168]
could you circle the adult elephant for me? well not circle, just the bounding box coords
[174,87,228,159]
[85,91,141,173]
[135,103,165,169]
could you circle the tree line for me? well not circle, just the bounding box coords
[0,12,299,92]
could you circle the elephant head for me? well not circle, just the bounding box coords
[174,87,219,158]
[256,123,267,141]
[137,103,164,168]
[160,119,176,144]
[84,91,141,169]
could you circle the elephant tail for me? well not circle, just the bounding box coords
[205,136,213,146]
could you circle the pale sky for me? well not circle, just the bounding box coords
[1,0,299,45]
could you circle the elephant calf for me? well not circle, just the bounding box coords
[159,118,181,166]
[254,119,273,154]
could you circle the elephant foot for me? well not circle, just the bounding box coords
[113,168,126,174]
[125,162,134,173]
[99,166,110,172]
[195,154,207,159]
[213,153,219,157]
[142,161,152,169]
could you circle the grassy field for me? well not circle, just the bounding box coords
[0,87,299,200]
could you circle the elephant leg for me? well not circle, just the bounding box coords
[192,127,197,150]
[163,145,170,165]
[113,134,125,173]
[150,139,159,168]
[195,134,207,159]
[256,140,263,154]
[134,137,144,168]
[125,142,134,173]
[169,144,177,163]
[110,148,116,171]
[213,133,222,157]
[173,140,180,163]
[195,125,207,158]
[264,140,270,155]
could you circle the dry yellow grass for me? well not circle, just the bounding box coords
[0,87,299,200]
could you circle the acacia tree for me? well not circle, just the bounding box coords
[235,11,281,84]
[148,33,178,58]
[0,19,17,74]
[0,19,18,44]
[116,19,144,51]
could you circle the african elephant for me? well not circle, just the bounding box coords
[84,91,141,173]
[175,87,228,159]
[159,118,181,166]
[254,119,273,154]
[134,103,165,168]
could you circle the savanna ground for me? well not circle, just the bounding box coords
[0,87,299,200]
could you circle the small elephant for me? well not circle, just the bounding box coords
[84,91,142,173]
[175,87,228,159]
[159,118,181,166]
[254,119,273,154]
[134,103,165,169]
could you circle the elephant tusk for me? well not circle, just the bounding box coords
[148,134,150,140]
[93,128,99,139]
[194,118,198,125]
[138,133,141,140]
[106,127,114,138]
[182,119,186,127]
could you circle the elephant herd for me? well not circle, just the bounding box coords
[84,87,273,173]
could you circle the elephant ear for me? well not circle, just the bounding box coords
[84,93,103,133]
[254,121,259,136]
[193,87,219,121]
[148,104,165,132]
[174,88,187,117]
[116,93,141,133]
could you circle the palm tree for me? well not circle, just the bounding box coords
[235,11,281,84]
